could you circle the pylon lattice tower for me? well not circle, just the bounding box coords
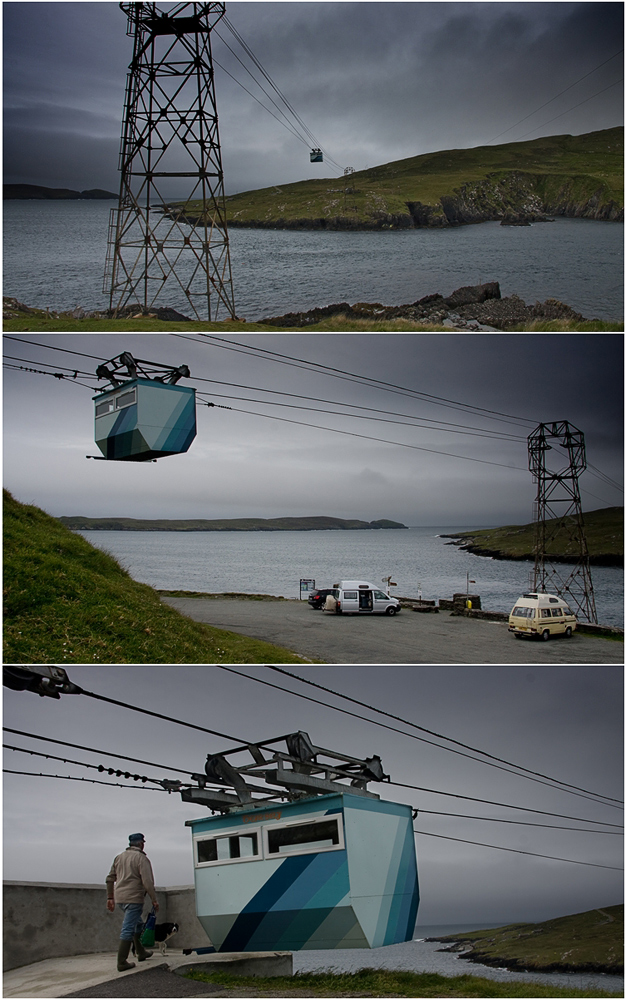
[104,2,235,321]
[528,421,597,622]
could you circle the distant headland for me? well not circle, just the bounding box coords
[3,184,117,200]
[60,515,408,532]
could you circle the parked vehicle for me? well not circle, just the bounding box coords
[308,588,336,610]
[331,581,401,616]
[508,593,577,640]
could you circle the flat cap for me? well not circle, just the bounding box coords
[128,833,145,843]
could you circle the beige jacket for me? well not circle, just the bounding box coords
[106,846,157,905]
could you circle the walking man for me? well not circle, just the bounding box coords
[106,832,159,972]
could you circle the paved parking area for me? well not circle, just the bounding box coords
[161,598,623,664]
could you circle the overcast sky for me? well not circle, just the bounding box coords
[3,2,624,194]
[3,332,624,525]
[3,665,623,928]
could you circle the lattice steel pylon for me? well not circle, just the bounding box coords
[528,421,597,622]
[104,2,235,321]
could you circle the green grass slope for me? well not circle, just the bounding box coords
[446,506,623,565]
[185,966,619,997]
[435,905,623,975]
[3,491,310,664]
[189,127,623,229]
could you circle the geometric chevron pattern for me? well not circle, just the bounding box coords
[94,379,196,462]
[187,792,419,952]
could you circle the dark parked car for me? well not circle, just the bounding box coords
[308,588,336,609]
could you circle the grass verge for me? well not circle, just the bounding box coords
[3,491,313,664]
[183,967,620,997]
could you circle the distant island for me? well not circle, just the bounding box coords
[4,184,117,200]
[59,515,408,532]
[441,506,623,566]
[171,127,623,231]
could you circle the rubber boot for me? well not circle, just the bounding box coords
[117,938,136,972]
[133,934,153,961]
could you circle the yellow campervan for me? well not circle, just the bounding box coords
[508,593,577,641]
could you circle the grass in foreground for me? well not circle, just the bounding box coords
[184,968,620,998]
[3,303,621,332]
[3,491,312,664]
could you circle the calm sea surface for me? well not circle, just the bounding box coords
[292,928,624,994]
[3,200,624,320]
[77,527,624,626]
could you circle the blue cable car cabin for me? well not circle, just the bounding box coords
[310,148,323,162]
[93,379,196,461]
[186,792,419,952]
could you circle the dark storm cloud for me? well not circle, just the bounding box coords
[2,665,623,924]
[3,333,623,523]
[3,2,623,192]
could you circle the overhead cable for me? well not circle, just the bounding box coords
[3,769,166,791]
[218,667,622,809]
[203,402,528,471]
[264,666,623,804]
[484,48,624,145]
[415,829,623,871]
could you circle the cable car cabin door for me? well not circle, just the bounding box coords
[93,379,196,461]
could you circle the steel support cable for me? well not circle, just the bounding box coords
[179,334,535,428]
[264,666,624,805]
[187,375,528,441]
[194,390,525,443]
[3,769,166,791]
[414,809,622,835]
[3,727,192,777]
[217,667,623,813]
[4,336,105,361]
[213,30,315,147]
[212,54,310,148]
[3,364,95,391]
[514,78,624,143]
[414,829,623,871]
[221,15,344,171]
[3,743,163,785]
[204,403,528,471]
[484,48,624,145]
[393,778,623,824]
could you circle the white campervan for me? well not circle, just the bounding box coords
[331,581,401,616]
[508,592,577,640]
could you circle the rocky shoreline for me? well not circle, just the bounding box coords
[442,534,622,567]
[260,281,592,330]
[427,937,624,976]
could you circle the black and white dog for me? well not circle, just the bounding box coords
[155,921,179,956]
[133,922,179,957]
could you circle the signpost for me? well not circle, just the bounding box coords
[300,579,315,600]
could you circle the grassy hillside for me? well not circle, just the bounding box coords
[445,506,623,565]
[434,904,623,975]
[3,491,311,664]
[184,967,619,997]
[59,515,406,531]
[179,128,624,229]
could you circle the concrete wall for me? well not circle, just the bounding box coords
[3,882,211,971]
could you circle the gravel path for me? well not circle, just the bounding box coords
[160,597,623,664]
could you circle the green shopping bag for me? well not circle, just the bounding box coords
[140,908,156,947]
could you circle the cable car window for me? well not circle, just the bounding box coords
[195,831,259,866]
[115,389,137,409]
[266,817,343,856]
[95,399,114,418]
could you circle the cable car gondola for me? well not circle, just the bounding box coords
[91,352,196,462]
[310,148,323,162]
[183,733,419,952]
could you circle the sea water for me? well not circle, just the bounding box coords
[292,931,624,994]
[76,527,624,626]
[3,200,623,321]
